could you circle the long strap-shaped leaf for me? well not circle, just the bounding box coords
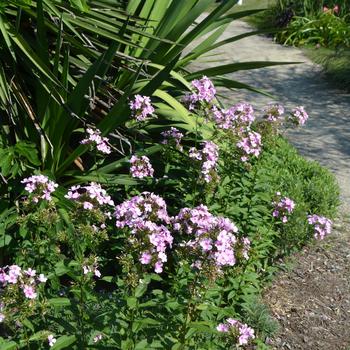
[179,28,280,68]
[186,61,302,80]
[0,16,60,86]
[157,0,238,65]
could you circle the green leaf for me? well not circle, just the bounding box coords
[15,141,41,166]
[135,340,149,350]
[22,318,34,332]
[0,340,18,350]
[29,330,49,342]
[54,261,70,276]
[127,297,137,309]
[68,0,89,12]
[135,281,149,298]
[0,234,11,247]
[48,298,71,307]
[51,335,76,350]
[186,61,301,80]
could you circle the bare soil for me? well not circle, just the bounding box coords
[264,215,350,350]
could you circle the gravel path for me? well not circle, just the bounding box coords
[190,19,350,349]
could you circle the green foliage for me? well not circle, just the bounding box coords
[254,0,350,49]
[276,12,350,48]
[275,0,350,18]
[0,1,340,349]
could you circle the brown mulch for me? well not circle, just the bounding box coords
[263,216,350,350]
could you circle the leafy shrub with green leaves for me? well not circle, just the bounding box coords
[275,0,350,18]
[255,0,350,48]
[0,1,339,349]
[0,73,339,349]
[275,11,350,48]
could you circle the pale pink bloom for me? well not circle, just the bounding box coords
[48,335,57,347]
[23,285,37,299]
[83,266,91,275]
[217,323,229,332]
[37,274,47,283]
[154,261,163,274]
[93,334,103,343]
[25,268,36,277]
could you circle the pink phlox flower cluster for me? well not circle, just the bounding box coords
[115,192,169,228]
[272,193,295,223]
[172,204,215,236]
[0,265,47,300]
[189,141,219,183]
[211,106,233,130]
[129,155,154,179]
[262,103,285,122]
[129,95,155,122]
[307,214,332,240]
[290,106,308,126]
[217,318,255,346]
[48,335,57,347]
[80,128,111,154]
[21,175,58,203]
[237,131,262,162]
[114,193,173,273]
[230,102,255,129]
[83,258,101,278]
[184,76,216,110]
[65,182,114,210]
[161,127,184,150]
[173,206,247,268]
[210,103,254,131]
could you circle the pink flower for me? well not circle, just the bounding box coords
[161,127,184,150]
[24,268,36,277]
[21,175,58,202]
[217,318,255,345]
[272,194,295,223]
[199,238,213,252]
[262,103,284,122]
[48,335,56,347]
[80,128,111,154]
[129,155,154,179]
[184,76,216,110]
[290,106,308,126]
[237,131,262,162]
[238,324,255,345]
[6,272,18,284]
[93,334,103,343]
[83,201,94,210]
[189,141,219,183]
[140,252,152,265]
[83,266,91,275]
[307,214,332,240]
[154,261,163,274]
[217,323,229,332]
[23,285,37,299]
[333,4,340,14]
[65,182,114,209]
[129,95,155,121]
[37,274,47,283]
